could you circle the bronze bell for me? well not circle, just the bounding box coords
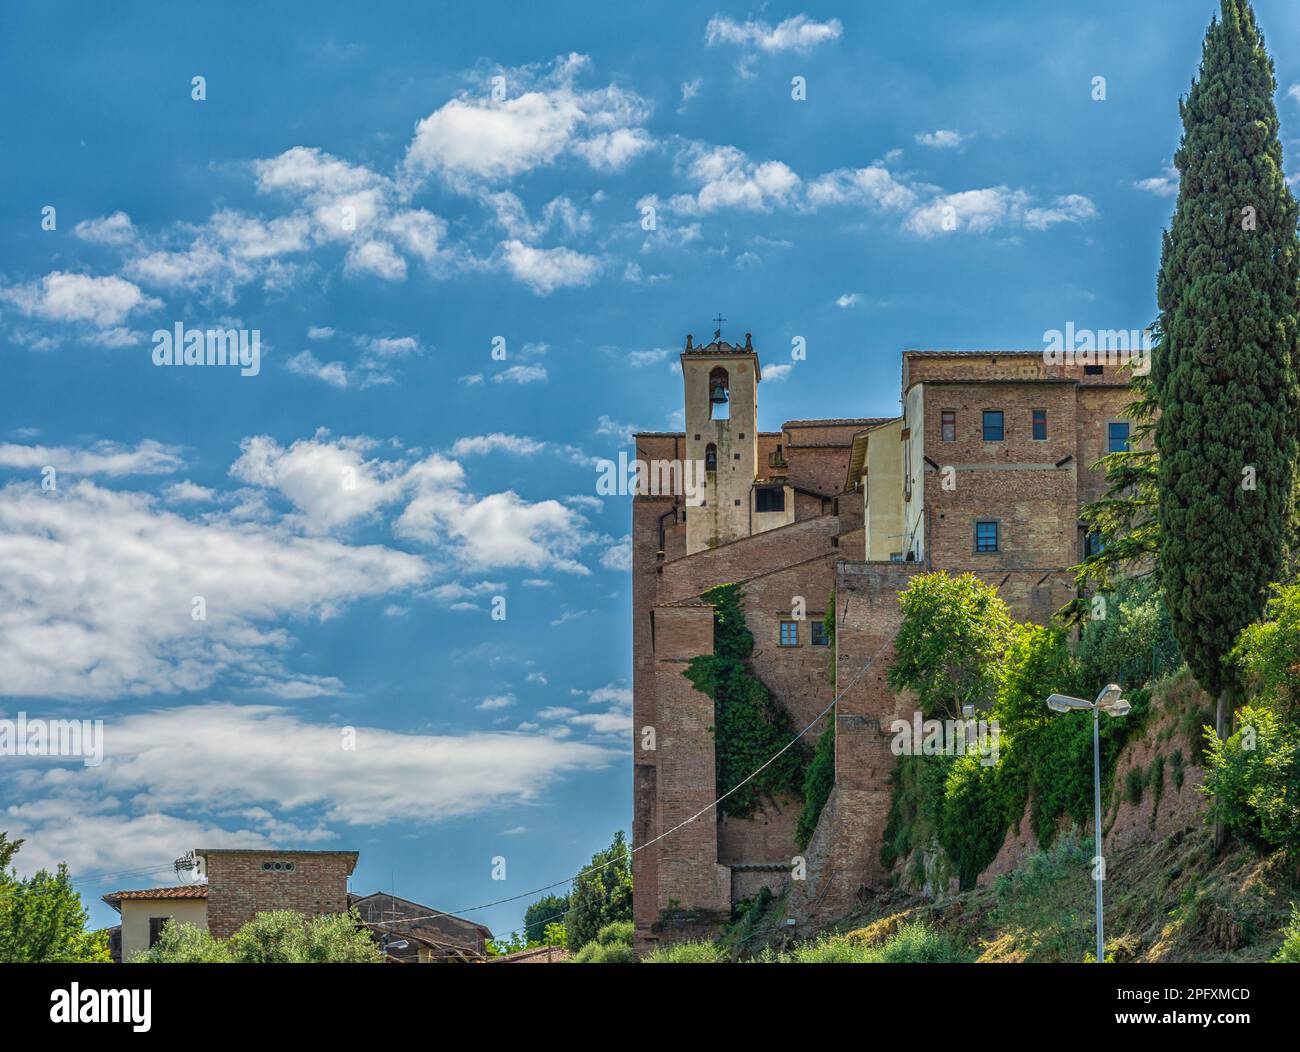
[710,383,728,404]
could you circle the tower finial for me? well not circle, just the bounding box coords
[713,313,725,341]
[685,334,693,351]
[745,332,752,351]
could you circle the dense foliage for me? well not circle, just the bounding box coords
[565,830,633,952]
[1201,706,1300,854]
[1154,0,1300,705]
[683,584,809,817]
[131,908,382,963]
[0,835,109,963]
[881,573,1153,889]
[569,920,634,963]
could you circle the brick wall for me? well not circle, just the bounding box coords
[203,852,355,939]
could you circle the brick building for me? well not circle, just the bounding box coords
[631,336,1133,949]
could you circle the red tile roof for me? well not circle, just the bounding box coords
[102,884,208,911]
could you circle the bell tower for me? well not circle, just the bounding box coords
[681,330,761,554]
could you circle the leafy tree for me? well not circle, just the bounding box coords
[523,892,569,945]
[994,622,1079,733]
[542,921,567,949]
[1154,0,1300,748]
[1073,576,1182,695]
[285,910,383,963]
[566,830,633,951]
[1232,578,1300,716]
[888,572,1014,719]
[0,838,109,963]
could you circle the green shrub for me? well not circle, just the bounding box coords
[643,940,727,963]
[1272,905,1300,963]
[130,922,232,963]
[787,922,966,963]
[1171,749,1185,790]
[873,921,970,963]
[593,920,633,946]
[1202,706,1300,854]
[1124,765,1146,806]
[571,940,635,963]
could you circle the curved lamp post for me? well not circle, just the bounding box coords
[1045,683,1130,964]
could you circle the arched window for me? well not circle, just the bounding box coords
[709,367,730,420]
[705,442,718,474]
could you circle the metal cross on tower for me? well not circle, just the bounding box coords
[712,313,725,340]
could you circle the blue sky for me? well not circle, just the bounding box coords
[3,0,1299,938]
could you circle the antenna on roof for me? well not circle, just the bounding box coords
[173,851,198,882]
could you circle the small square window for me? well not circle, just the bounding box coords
[975,521,999,553]
[1084,364,1104,375]
[982,410,1004,442]
[779,621,799,647]
[941,411,956,443]
[1032,409,1047,441]
[1108,422,1130,453]
[149,917,169,947]
[734,453,740,460]
[734,499,741,506]
[810,621,829,647]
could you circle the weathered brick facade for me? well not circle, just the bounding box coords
[199,848,358,939]
[632,339,1133,950]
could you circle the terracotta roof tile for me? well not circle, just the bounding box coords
[103,884,208,910]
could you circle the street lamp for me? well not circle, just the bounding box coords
[1045,682,1129,963]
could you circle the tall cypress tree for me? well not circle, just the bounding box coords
[1155,0,1300,747]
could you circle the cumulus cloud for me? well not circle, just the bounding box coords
[914,129,970,149]
[500,239,601,294]
[72,211,137,246]
[0,480,429,698]
[404,53,652,183]
[1,271,160,328]
[0,703,612,872]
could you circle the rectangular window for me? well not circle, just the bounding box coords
[1108,421,1130,453]
[1084,364,1104,375]
[149,917,169,947]
[1032,409,1047,441]
[810,621,829,647]
[755,487,785,513]
[982,410,1004,442]
[1083,530,1104,559]
[941,410,956,443]
[779,621,799,647]
[975,521,999,553]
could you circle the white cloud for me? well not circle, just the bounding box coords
[600,535,631,572]
[595,415,637,444]
[0,703,613,872]
[905,187,1097,237]
[1,271,160,328]
[914,129,970,149]
[571,127,654,171]
[0,439,182,476]
[478,693,516,711]
[307,325,335,340]
[344,239,407,281]
[286,350,350,389]
[671,144,800,214]
[763,363,794,382]
[492,364,549,385]
[0,481,429,698]
[163,480,217,503]
[72,211,137,246]
[500,239,601,294]
[451,434,547,457]
[705,14,843,53]
[805,165,918,211]
[404,54,652,183]
[836,293,863,308]
[1134,166,1178,197]
[229,433,413,529]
